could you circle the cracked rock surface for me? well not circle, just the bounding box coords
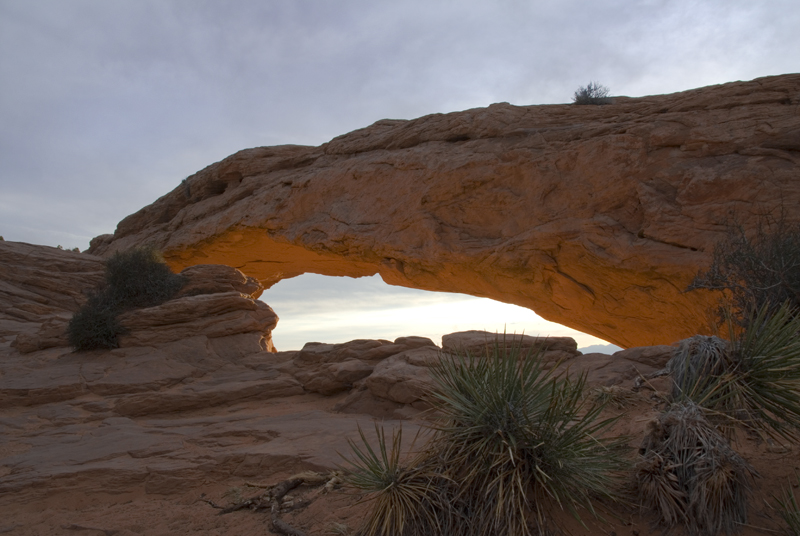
[88,74,800,347]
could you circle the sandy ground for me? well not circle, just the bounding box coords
[2,385,797,536]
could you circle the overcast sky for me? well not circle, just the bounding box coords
[1,0,797,350]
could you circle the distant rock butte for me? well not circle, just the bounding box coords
[89,74,800,347]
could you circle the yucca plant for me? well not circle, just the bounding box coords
[776,471,800,535]
[635,402,757,536]
[427,337,628,535]
[669,301,800,441]
[341,424,449,536]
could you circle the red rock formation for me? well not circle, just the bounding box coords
[0,241,105,353]
[89,74,800,347]
[0,241,279,356]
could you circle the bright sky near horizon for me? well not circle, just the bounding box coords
[1,1,797,351]
[264,273,622,352]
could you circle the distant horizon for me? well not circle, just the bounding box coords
[264,273,623,353]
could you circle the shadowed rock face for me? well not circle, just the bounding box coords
[88,74,800,348]
[0,241,279,356]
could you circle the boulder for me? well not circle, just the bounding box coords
[365,346,441,405]
[177,263,264,299]
[117,291,278,353]
[87,74,800,347]
[0,244,279,358]
[441,330,580,364]
[612,345,675,369]
[115,263,279,356]
[288,336,437,395]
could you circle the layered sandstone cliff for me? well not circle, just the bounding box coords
[89,74,800,347]
[0,241,278,357]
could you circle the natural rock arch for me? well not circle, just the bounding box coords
[89,74,800,348]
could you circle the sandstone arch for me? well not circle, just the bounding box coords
[89,74,800,348]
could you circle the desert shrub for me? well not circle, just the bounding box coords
[635,402,757,536]
[67,246,184,351]
[428,341,627,535]
[343,337,628,536]
[688,217,800,323]
[776,471,800,535]
[67,290,124,351]
[104,246,185,308]
[668,302,800,441]
[573,81,611,105]
[343,425,452,536]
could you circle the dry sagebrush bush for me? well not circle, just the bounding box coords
[688,216,800,324]
[572,81,611,105]
[104,245,185,308]
[67,246,185,351]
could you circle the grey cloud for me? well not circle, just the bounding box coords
[1,0,797,251]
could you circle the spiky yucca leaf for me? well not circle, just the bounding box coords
[730,302,800,438]
[775,470,800,536]
[670,302,800,440]
[428,337,628,536]
[341,424,446,536]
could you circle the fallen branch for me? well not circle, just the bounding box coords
[199,497,225,510]
[271,510,308,536]
[219,495,271,514]
[206,471,339,533]
[271,478,303,502]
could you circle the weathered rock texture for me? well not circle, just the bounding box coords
[0,241,105,353]
[0,324,664,499]
[88,74,800,347]
[0,241,279,357]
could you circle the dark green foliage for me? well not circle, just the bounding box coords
[688,217,800,323]
[343,425,451,536]
[668,302,800,441]
[67,290,124,351]
[104,246,185,308]
[428,341,628,535]
[343,337,628,536]
[573,81,611,105]
[67,246,184,351]
[635,403,757,536]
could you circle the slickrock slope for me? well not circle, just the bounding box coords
[0,241,280,358]
[0,241,105,353]
[88,74,800,347]
[1,244,793,536]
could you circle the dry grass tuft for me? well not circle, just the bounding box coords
[635,403,758,536]
[592,385,639,409]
